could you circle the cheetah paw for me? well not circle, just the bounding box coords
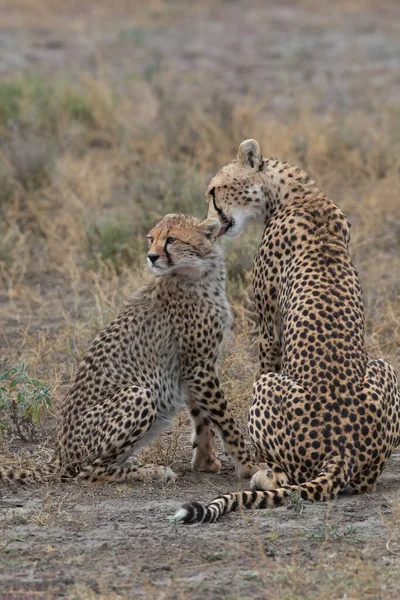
[250,468,284,491]
[162,466,178,484]
[192,457,221,474]
[136,464,178,484]
[238,463,260,479]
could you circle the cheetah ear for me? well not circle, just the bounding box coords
[199,218,221,239]
[237,139,263,169]
[164,213,178,219]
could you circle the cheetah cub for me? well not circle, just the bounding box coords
[0,214,256,485]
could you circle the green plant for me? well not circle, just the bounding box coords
[0,80,23,123]
[0,364,52,440]
[239,570,260,581]
[0,224,21,269]
[6,134,56,189]
[0,74,52,130]
[86,218,143,272]
[0,166,16,211]
[132,162,205,229]
[61,89,95,126]
[306,524,358,541]
[287,487,305,516]
[118,27,146,45]
[224,231,261,302]
[200,550,227,562]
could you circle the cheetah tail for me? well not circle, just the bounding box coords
[171,471,343,524]
[0,458,61,485]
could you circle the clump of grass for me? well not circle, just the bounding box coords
[0,80,23,123]
[0,224,22,269]
[0,74,53,131]
[0,74,104,139]
[306,524,357,541]
[130,162,205,228]
[118,27,146,45]
[139,412,187,467]
[287,488,305,516]
[223,231,263,302]
[0,364,52,441]
[60,89,96,126]
[86,218,145,273]
[4,132,56,190]
[0,168,16,210]
[200,550,227,562]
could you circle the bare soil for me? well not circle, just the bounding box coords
[1,449,400,599]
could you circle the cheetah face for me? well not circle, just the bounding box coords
[146,214,221,276]
[206,139,267,237]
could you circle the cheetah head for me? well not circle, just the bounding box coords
[146,214,221,276]
[206,139,267,237]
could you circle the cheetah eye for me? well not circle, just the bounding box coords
[166,237,176,245]
[209,187,216,201]
[146,236,153,247]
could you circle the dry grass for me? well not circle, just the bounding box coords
[0,71,399,447]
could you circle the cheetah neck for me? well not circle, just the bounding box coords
[260,158,324,222]
[153,246,226,294]
[256,158,351,249]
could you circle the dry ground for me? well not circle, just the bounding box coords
[0,0,400,598]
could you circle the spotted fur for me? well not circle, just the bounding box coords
[173,140,400,524]
[0,214,257,485]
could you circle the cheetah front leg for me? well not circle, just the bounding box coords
[186,395,221,473]
[185,365,257,478]
[258,316,282,374]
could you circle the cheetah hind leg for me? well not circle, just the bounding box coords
[186,395,221,474]
[76,385,178,484]
[345,359,400,495]
[77,461,178,484]
[248,372,309,490]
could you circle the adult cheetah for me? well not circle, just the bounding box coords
[173,139,400,524]
[0,214,256,485]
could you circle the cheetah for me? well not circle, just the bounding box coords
[172,139,400,524]
[0,214,257,485]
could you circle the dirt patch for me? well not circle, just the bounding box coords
[1,449,400,599]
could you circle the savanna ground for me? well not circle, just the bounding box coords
[0,0,400,598]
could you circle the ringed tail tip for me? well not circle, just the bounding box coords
[169,501,207,525]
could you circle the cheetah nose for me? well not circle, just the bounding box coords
[148,253,160,265]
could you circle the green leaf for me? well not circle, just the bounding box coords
[0,371,10,382]
[17,390,25,405]
[0,363,52,438]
